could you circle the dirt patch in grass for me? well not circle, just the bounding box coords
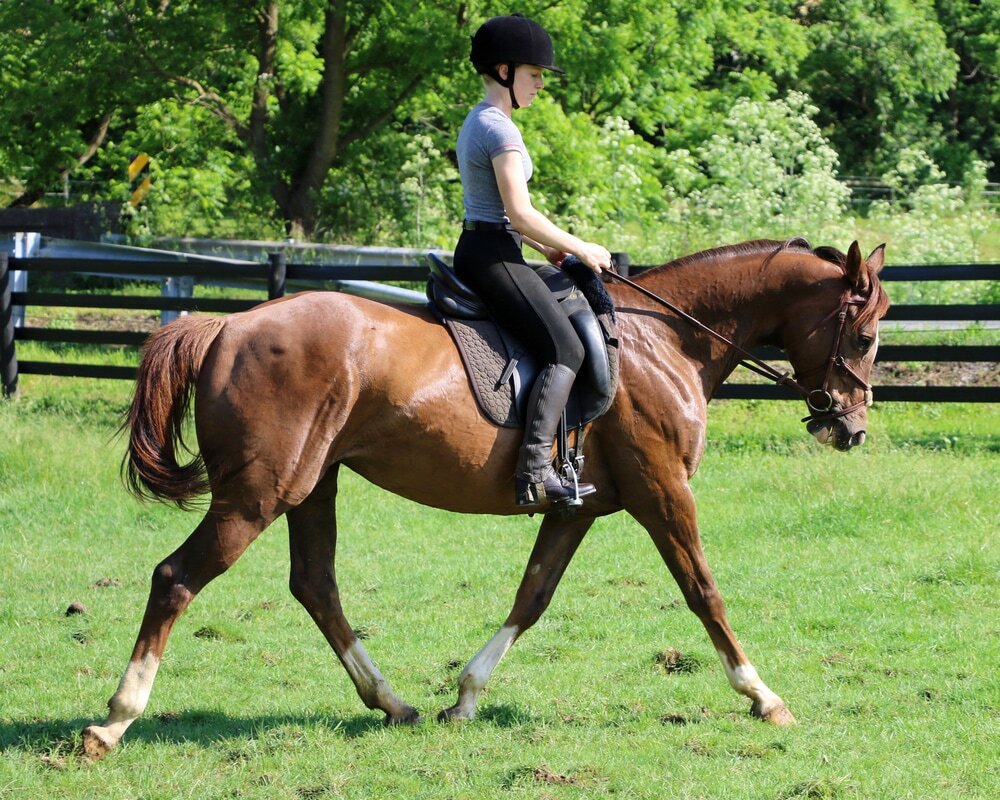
[27,309,158,333]
[654,647,703,674]
[876,360,999,387]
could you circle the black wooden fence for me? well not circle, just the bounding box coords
[2,251,998,402]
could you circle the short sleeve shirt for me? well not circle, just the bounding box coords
[457,102,533,223]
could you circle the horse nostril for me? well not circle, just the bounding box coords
[851,431,866,447]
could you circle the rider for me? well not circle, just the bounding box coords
[454,13,612,506]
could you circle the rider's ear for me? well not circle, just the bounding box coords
[866,244,886,275]
[845,241,869,295]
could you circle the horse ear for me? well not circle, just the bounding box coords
[845,241,869,294]
[866,243,886,275]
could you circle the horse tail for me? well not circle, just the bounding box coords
[121,315,227,507]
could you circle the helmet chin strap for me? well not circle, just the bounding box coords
[506,62,519,109]
[487,62,519,110]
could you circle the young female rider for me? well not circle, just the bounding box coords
[454,14,612,506]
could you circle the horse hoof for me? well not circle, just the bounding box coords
[753,701,797,726]
[437,704,475,723]
[384,707,422,726]
[80,725,115,761]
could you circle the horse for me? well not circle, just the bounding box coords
[81,238,889,760]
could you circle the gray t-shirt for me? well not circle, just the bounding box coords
[457,102,533,223]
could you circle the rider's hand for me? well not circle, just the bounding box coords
[545,247,569,266]
[575,242,612,274]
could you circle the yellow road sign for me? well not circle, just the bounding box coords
[128,154,151,206]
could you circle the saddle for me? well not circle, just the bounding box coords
[425,253,619,431]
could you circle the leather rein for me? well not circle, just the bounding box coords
[605,268,872,426]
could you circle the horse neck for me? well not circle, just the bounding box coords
[623,249,835,384]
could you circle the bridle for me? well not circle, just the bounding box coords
[605,269,873,428]
[791,288,874,424]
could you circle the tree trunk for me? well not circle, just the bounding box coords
[278,1,348,237]
[8,113,113,209]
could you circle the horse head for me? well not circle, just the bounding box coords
[783,241,889,451]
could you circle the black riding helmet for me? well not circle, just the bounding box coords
[470,13,564,109]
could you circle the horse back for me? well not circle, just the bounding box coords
[202,292,454,389]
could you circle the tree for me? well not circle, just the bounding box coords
[931,0,1000,180]
[543,0,809,147]
[2,1,995,245]
[0,1,470,237]
[0,1,139,207]
[688,91,850,245]
[790,0,957,177]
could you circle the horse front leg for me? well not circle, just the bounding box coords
[629,478,795,725]
[439,512,593,722]
[81,507,269,759]
[287,466,419,725]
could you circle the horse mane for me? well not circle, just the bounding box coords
[645,237,889,333]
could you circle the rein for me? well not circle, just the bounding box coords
[605,267,872,425]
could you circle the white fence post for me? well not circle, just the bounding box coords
[160,274,193,326]
[11,232,39,328]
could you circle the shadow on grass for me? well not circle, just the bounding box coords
[1,702,543,756]
[1,701,544,758]
[0,709,386,756]
[478,703,536,727]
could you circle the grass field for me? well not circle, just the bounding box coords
[0,378,997,799]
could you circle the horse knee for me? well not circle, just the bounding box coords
[507,588,552,630]
[684,583,725,619]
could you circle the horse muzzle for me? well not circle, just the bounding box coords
[806,415,866,451]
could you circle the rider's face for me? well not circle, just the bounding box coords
[514,65,545,107]
[497,63,545,108]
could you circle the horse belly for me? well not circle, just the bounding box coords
[343,358,525,515]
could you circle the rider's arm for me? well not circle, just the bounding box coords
[492,150,610,273]
[520,232,566,266]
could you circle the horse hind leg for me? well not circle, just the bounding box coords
[286,465,419,725]
[81,507,269,760]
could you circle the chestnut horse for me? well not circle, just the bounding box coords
[82,238,888,759]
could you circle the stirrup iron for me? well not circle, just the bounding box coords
[557,411,584,507]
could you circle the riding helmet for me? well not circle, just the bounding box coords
[470,13,564,76]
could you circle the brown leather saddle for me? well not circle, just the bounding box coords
[425,253,619,430]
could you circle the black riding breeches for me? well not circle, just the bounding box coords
[453,229,585,372]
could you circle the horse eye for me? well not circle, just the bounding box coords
[856,335,874,352]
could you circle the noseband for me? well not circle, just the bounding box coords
[606,270,872,428]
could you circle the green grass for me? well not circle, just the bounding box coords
[0,382,997,799]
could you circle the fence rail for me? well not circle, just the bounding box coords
[2,251,998,402]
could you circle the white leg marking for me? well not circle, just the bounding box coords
[341,640,392,706]
[440,624,520,721]
[341,639,414,718]
[109,653,160,721]
[718,652,782,709]
[461,624,519,696]
[84,652,161,751]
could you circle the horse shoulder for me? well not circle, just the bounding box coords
[607,321,709,478]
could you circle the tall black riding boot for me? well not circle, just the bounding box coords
[515,364,596,506]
